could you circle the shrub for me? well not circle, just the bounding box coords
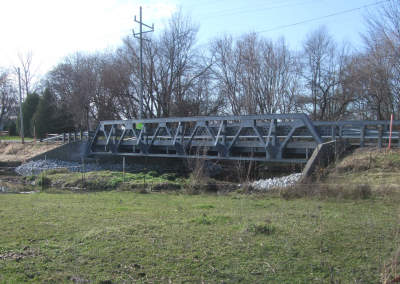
[161,173,176,181]
[353,184,372,199]
[38,174,51,186]
[147,171,159,177]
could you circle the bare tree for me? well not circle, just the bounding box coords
[361,0,400,119]
[14,50,40,96]
[117,8,214,118]
[210,33,245,115]
[301,25,355,120]
[0,67,18,128]
[210,33,300,115]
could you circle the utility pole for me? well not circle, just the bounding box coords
[133,6,154,119]
[18,67,24,144]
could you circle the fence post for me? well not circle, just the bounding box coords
[378,127,383,149]
[62,133,65,143]
[360,125,365,148]
[123,157,125,182]
[80,130,83,140]
[68,132,71,143]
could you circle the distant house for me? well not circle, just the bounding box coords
[0,105,19,131]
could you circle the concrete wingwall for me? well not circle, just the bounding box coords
[27,140,186,165]
[300,140,351,180]
[28,140,90,163]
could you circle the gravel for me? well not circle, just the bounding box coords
[15,159,224,176]
[249,173,302,190]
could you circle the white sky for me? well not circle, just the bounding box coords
[1,0,379,78]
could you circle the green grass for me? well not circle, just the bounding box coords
[0,191,399,283]
[0,135,33,141]
[24,171,182,192]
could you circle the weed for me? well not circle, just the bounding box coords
[27,175,36,181]
[107,177,123,188]
[251,224,276,235]
[38,174,51,187]
[190,215,230,225]
[44,168,70,175]
[151,181,181,191]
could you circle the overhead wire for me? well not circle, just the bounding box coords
[181,0,225,8]
[80,0,388,48]
[193,0,325,20]
[248,0,390,36]
[191,0,301,18]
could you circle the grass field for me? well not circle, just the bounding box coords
[1,190,399,283]
[1,147,400,283]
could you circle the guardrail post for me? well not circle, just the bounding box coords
[398,130,400,148]
[68,132,71,143]
[378,127,383,148]
[74,132,77,141]
[80,130,83,140]
[331,126,336,141]
[360,126,365,148]
[62,133,65,143]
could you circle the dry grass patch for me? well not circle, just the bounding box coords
[323,147,400,186]
[0,142,62,162]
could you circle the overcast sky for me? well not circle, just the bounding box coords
[1,0,379,78]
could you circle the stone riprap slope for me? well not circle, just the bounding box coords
[250,173,301,190]
[15,159,224,176]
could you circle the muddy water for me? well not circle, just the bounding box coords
[0,180,37,193]
[0,170,37,193]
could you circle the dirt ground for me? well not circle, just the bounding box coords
[0,142,62,163]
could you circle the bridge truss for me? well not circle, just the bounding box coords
[86,114,400,162]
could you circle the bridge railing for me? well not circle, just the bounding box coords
[40,131,89,143]
[313,120,400,148]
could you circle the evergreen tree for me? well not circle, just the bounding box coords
[52,103,75,134]
[30,88,56,138]
[16,92,39,137]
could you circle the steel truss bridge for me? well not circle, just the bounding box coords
[86,114,400,162]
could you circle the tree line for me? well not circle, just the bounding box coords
[2,1,400,138]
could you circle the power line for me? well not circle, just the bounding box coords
[182,0,225,8]
[191,0,295,17]
[193,0,321,19]
[250,0,390,36]
[80,0,388,50]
